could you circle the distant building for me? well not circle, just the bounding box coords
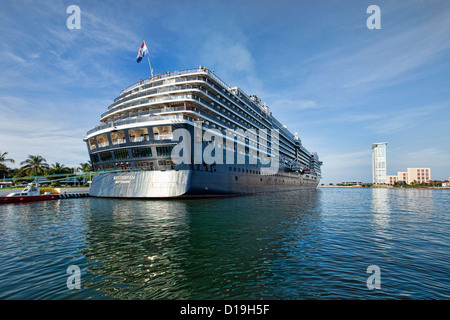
[397,171,408,183]
[406,168,431,184]
[386,175,398,185]
[341,181,363,186]
[385,168,432,185]
[442,182,450,188]
[0,181,13,188]
[372,142,387,184]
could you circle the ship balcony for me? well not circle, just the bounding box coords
[102,82,269,132]
[154,134,173,140]
[112,139,127,145]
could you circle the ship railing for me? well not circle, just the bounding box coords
[105,87,263,134]
[119,67,231,97]
[101,94,195,119]
[110,84,204,110]
[271,117,296,141]
[86,114,193,136]
[108,81,273,133]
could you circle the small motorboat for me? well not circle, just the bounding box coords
[0,181,59,204]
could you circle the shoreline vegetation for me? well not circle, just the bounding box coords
[2,151,449,191]
[1,151,91,188]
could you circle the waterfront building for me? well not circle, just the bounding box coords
[372,142,387,184]
[341,181,363,186]
[397,171,408,184]
[386,175,398,185]
[406,168,431,184]
[0,181,13,188]
[385,168,432,185]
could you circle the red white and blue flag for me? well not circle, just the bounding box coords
[136,41,149,63]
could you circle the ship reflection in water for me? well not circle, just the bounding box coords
[81,189,322,299]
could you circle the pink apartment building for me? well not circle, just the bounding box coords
[386,168,431,185]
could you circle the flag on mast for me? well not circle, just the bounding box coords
[136,40,154,77]
[136,40,149,63]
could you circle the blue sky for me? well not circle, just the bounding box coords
[1,0,449,184]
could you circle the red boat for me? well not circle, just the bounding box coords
[0,182,59,204]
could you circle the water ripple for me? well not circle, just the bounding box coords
[0,189,449,299]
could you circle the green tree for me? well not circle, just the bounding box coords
[77,161,92,173]
[0,151,15,172]
[20,155,50,176]
[47,162,72,175]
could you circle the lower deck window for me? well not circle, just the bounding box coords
[156,146,174,157]
[103,163,114,170]
[100,151,113,162]
[132,147,152,158]
[135,161,154,169]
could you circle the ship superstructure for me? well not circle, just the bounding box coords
[84,67,322,198]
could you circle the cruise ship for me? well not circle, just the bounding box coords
[84,67,322,198]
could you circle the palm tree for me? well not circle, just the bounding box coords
[20,155,49,177]
[0,151,15,181]
[77,161,92,173]
[48,162,72,175]
[0,151,15,168]
[76,161,93,186]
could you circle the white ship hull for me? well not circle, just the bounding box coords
[89,169,319,198]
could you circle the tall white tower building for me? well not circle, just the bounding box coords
[372,142,387,184]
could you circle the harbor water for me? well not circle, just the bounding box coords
[0,187,449,300]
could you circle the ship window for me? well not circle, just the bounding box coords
[153,126,173,140]
[111,131,126,145]
[156,146,174,157]
[132,147,152,158]
[88,138,97,150]
[135,161,154,170]
[129,128,149,142]
[114,149,129,160]
[158,159,175,167]
[96,134,109,148]
[103,163,114,170]
[99,151,113,162]
[90,153,99,163]
[116,162,131,170]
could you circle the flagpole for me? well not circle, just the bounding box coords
[143,39,154,78]
[147,54,154,78]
